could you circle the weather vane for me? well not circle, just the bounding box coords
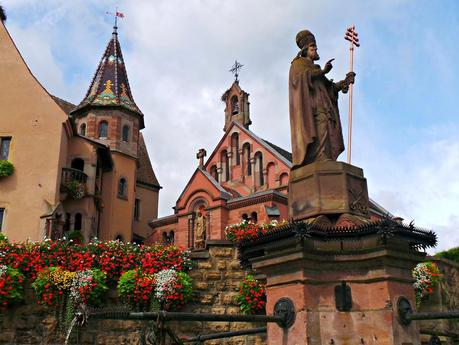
[229,60,244,82]
[106,8,125,33]
[344,25,360,164]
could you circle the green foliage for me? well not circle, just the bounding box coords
[117,269,139,305]
[177,271,193,304]
[0,233,8,243]
[0,160,14,177]
[435,247,459,263]
[67,230,84,244]
[87,269,108,306]
[0,265,25,307]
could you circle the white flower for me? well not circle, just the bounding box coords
[154,269,178,302]
[0,265,8,277]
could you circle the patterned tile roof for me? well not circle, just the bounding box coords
[72,29,143,125]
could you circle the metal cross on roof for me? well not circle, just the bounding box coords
[229,60,244,82]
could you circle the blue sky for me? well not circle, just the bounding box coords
[2,0,458,251]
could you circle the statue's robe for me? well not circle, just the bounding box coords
[289,57,344,167]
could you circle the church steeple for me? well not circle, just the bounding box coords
[221,60,251,132]
[221,80,251,132]
[71,26,144,128]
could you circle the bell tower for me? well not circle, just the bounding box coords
[69,24,144,241]
[221,61,251,132]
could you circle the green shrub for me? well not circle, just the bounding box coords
[0,233,8,243]
[67,230,84,244]
[0,160,14,177]
[435,247,459,262]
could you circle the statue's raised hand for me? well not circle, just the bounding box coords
[323,58,335,74]
[345,71,356,84]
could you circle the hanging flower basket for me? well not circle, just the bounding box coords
[0,160,14,177]
[64,180,87,199]
[235,274,266,315]
[412,261,442,306]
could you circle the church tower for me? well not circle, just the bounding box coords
[221,62,251,132]
[70,25,145,241]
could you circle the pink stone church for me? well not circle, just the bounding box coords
[147,79,389,249]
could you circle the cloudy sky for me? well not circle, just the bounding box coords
[2,0,458,251]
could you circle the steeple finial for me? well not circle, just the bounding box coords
[106,8,124,35]
[229,60,244,83]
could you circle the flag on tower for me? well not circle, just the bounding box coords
[116,11,124,18]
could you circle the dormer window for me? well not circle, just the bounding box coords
[98,121,108,139]
[231,95,239,115]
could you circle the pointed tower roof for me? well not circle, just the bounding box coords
[72,27,144,128]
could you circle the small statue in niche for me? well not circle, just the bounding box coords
[194,207,207,249]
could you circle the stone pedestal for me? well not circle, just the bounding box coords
[288,161,369,220]
[242,228,428,345]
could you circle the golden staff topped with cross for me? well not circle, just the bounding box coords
[344,25,359,164]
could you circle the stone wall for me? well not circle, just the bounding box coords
[0,241,266,345]
[419,257,459,345]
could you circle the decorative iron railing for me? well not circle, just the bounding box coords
[61,167,88,185]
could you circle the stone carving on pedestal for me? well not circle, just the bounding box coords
[288,29,367,223]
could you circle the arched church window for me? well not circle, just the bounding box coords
[74,213,82,231]
[254,152,264,186]
[266,162,276,188]
[79,123,86,136]
[242,213,248,222]
[231,133,240,165]
[251,212,258,224]
[220,150,229,182]
[280,172,289,186]
[231,95,239,115]
[210,165,218,182]
[118,177,127,198]
[243,143,251,176]
[98,121,108,139]
[122,125,130,142]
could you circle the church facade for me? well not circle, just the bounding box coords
[147,80,389,248]
[0,14,160,243]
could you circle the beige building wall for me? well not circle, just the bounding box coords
[99,153,137,241]
[133,184,159,240]
[0,21,68,241]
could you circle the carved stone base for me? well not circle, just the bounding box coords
[288,160,369,221]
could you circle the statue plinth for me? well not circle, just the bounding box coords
[288,160,369,221]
